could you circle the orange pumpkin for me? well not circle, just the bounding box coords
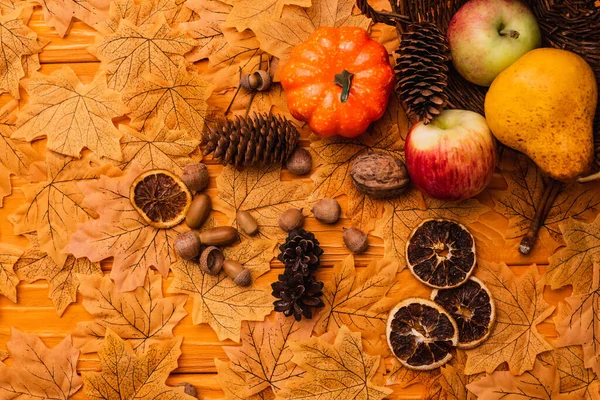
[280,26,394,138]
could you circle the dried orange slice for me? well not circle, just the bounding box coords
[431,277,495,349]
[386,298,458,370]
[406,219,476,289]
[130,170,192,229]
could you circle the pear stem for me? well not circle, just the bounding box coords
[519,178,563,255]
[499,29,520,39]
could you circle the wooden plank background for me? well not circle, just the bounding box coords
[0,8,575,399]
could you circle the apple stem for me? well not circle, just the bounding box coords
[519,178,562,255]
[499,29,520,39]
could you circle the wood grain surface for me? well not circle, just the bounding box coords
[0,9,574,399]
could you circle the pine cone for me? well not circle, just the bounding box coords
[271,270,324,321]
[395,22,451,124]
[277,229,324,276]
[203,113,300,168]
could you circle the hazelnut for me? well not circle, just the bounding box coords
[236,210,259,236]
[278,208,304,232]
[199,246,224,275]
[285,147,312,175]
[343,227,368,254]
[312,198,341,224]
[182,163,209,192]
[223,260,252,286]
[174,231,202,260]
[175,382,198,397]
[350,152,410,199]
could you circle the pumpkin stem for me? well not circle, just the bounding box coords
[334,70,354,103]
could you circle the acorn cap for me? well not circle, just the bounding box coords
[199,246,224,275]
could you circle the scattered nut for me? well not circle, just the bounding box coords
[223,260,252,286]
[185,194,212,229]
[175,382,198,398]
[285,147,312,175]
[182,163,209,192]
[312,198,341,224]
[278,208,304,232]
[199,246,224,275]
[236,210,259,236]
[198,226,239,246]
[343,227,369,254]
[174,231,202,260]
[240,70,272,92]
[350,152,410,199]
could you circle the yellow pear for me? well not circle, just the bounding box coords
[485,48,597,181]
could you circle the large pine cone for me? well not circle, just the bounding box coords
[277,229,324,276]
[203,113,300,168]
[271,270,324,321]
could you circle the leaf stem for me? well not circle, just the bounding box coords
[334,70,354,103]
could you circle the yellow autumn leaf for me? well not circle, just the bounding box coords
[182,0,230,62]
[215,358,276,400]
[0,243,21,303]
[554,346,600,399]
[439,350,480,400]
[32,0,109,37]
[0,0,32,18]
[224,0,311,32]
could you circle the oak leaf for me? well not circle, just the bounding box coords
[9,152,119,266]
[123,63,213,135]
[91,15,197,92]
[73,271,187,354]
[12,67,129,159]
[310,94,407,232]
[84,329,193,400]
[214,165,311,240]
[182,0,229,63]
[224,0,311,32]
[0,328,82,399]
[65,163,186,292]
[107,120,200,175]
[222,312,316,397]
[546,215,600,295]
[0,243,21,302]
[167,240,275,342]
[465,262,554,375]
[215,359,276,400]
[315,255,398,342]
[279,326,392,400]
[14,234,102,316]
[33,0,109,37]
[554,346,600,399]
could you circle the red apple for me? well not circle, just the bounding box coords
[405,110,496,201]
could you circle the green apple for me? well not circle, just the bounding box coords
[447,0,541,86]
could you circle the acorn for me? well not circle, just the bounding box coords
[182,163,209,192]
[236,210,259,236]
[199,246,224,275]
[174,231,202,260]
[285,147,312,175]
[223,260,252,286]
[175,382,198,398]
[186,194,212,229]
[312,198,341,224]
[198,226,239,246]
[240,70,272,92]
[278,208,304,232]
[343,227,368,254]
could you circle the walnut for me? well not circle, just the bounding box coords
[350,152,410,199]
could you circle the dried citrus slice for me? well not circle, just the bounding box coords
[406,219,476,289]
[130,170,192,229]
[386,298,458,370]
[431,277,495,349]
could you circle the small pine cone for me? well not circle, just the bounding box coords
[277,229,324,276]
[203,113,300,168]
[271,270,324,321]
[395,22,451,124]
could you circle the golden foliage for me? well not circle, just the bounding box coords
[33,0,109,37]
[0,243,21,302]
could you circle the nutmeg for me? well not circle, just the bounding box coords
[186,194,212,229]
[198,226,239,246]
[174,231,202,260]
[199,246,224,275]
[223,260,252,286]
[240,70,272,92]
[343,227,369,254]
[175,382,198,398]
[236,210,259,236]
[350,152,410,199]
[285,147,312,175]
[278,208,304,232]
[312,198,341,224]
[182,163,209,192]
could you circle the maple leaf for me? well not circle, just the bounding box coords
[0,12,42,98]
[439,350,481,400]
[167,240,275,342]
[0,0,32,18]
[12,67,129,159]
[91,15,197,92]
[315,255,398,342]
[107,120,201,175]
[214,165,311,240]
[0,244,21,303]
[279,326,392,400]
[221,312,316,397]
[546,216,600,295]
[64,164,186,292]
[14,234,102,316]
[386,358,439,388]
[9,152,119,266]
[310,94,407,232]
[83,329,193,400]
[224,0,311,32]
[223,238,277,277]
[73,271,187,354]
[465,262,554,375]
[0,328,82,399]
[123,63,214,135]
[33,0,109,37]
[215,359,276,400]
[182,0,230,63]
[554,346,600,399]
